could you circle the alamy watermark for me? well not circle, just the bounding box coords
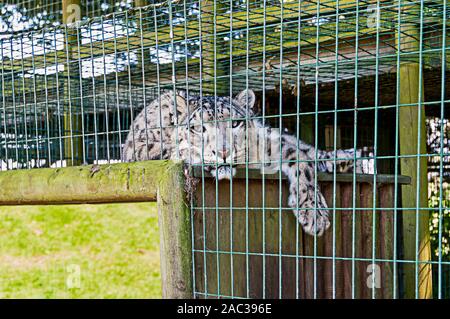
[366,263,381,289]
[66,264,81,289]
[64,4,81,25]
[367,4,381,29]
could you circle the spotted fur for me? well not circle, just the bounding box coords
[123,89,373,236]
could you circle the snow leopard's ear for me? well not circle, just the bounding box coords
[235,89,256,113]
[160,90,189,124]
[161,90,188,108]
[175,89,188,99]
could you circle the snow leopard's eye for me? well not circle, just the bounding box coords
[190,124,206,134]
[232,120,244,128]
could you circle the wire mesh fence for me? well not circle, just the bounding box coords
[0,0,449,298]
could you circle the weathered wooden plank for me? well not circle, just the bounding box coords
[281,178,299,299]
[340,182,357,298]
[380,184,395,298]
[0,161,178,205]
[354,183,363,298]
[193,167,411,184]
[322,182,344,298]
[358,183,374,299]
[266,179,284,299]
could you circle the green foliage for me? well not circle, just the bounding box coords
[429,179,450,258]
[0,203,161,298]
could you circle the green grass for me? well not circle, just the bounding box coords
[0,203,161,298]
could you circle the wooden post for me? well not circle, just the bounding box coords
[134,0,147,7]
[397,20,433,298]
[158,162,193,298]
[62,0,83,166]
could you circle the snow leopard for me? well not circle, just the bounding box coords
[122,89,372,236]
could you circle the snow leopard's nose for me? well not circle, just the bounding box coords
[218,149,229,160]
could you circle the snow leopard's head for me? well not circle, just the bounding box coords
[178,89,260,179]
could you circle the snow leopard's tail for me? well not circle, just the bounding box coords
[316,146,374,174]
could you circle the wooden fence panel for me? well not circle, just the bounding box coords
[193,173,407,299]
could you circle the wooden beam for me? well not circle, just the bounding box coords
[397,20,433,299]
[0,160,166,205]
[74,0,387,57]
[6,30,450,99]
[192,167,412,184]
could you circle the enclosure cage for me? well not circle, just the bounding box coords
[0,0,449,299]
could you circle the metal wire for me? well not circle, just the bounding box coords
[0,0,449,299]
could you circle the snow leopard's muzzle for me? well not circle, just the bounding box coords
[209,164,237,180]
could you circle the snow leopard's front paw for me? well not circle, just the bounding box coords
[355,146,375,174]
[296,206,330,236]
[289,191,330,236]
